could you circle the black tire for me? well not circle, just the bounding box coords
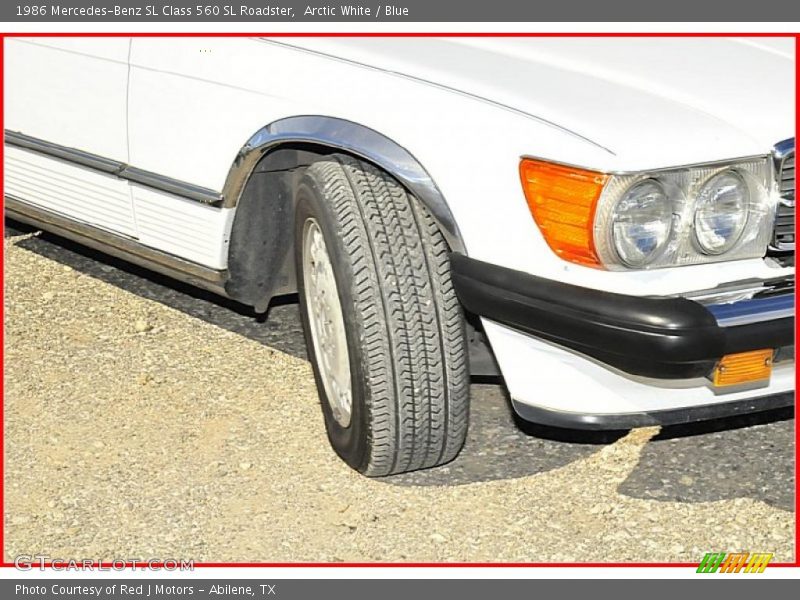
[294,154,469,476]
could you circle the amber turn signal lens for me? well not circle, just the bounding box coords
[519,159,609,266]
[713,349,774,387]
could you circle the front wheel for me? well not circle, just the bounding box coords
[295,154,469,476]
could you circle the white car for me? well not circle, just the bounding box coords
[4,37,795,476]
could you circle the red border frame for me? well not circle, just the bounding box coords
[0,30,797,571]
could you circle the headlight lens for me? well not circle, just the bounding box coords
[611,180,673,266]
[693,170,749,255]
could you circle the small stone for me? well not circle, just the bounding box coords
[679,475,695,486]
[239,462,252,471]
[590,503,613,515]
[430,533,447,544]
[134,320,152,333]
[42,292,55,302]
[92,441,104,449]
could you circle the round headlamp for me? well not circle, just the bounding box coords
[693,170,749,255]
[610,179,673,267]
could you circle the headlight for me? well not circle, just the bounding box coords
[611,180,673,266]
[693,170,749,255]
[521,156,772,270]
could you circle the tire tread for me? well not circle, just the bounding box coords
[305,155,469,476]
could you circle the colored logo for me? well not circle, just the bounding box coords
[696,552,773,573]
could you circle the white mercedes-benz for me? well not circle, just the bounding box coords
[4,37,795,475]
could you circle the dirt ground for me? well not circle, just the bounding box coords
[3,229,795,563]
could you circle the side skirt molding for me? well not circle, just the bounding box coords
[4,196,228,296]
[4,130,224,206]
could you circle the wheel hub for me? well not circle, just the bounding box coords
[302,218,353,428]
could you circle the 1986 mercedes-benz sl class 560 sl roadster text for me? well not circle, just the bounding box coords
[4,37,795,475]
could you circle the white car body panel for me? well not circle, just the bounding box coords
[285,37,795,170]
[4,36,795,421]
[4,38,130,162]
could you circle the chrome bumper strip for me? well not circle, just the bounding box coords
[706,293,794,327]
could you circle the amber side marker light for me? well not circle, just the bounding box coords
[519,159,609,266]
[713,349,774,387]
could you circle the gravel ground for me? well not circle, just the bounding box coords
[3,225,796,563]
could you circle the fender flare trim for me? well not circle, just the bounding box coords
[221,115,466,253]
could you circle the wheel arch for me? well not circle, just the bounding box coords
[222,115,465,312]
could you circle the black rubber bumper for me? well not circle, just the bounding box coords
[449,253,794,380]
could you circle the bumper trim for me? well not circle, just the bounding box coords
[705,293,794,326]
[450,253,794,380]
[512,392,794,430]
